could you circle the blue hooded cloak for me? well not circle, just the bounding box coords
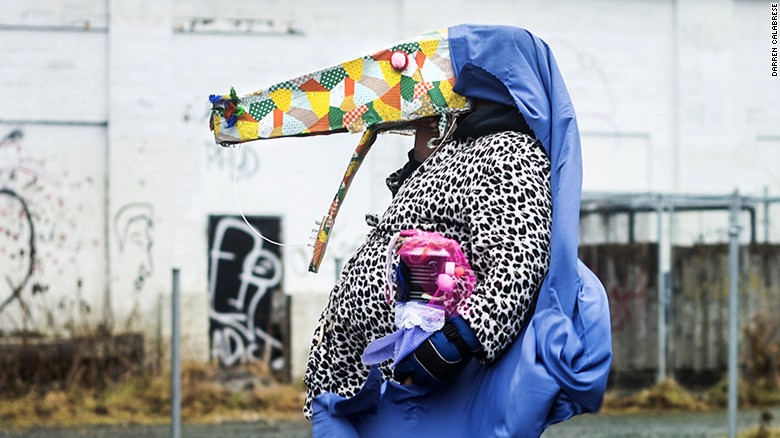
[311,24,612,438]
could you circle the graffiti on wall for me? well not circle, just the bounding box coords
[204,141,259,181]
[580,245,653,334]
[604,260,648,333]
[208,216,286,370]
[114,203,154,293]
[1,129,40,317]
[0,127,102,329]
[0,188,36,314]
[185,98,259,181]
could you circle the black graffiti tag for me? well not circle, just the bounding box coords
[207,216,284,368]
[114,203,154,293]
[0,189,36,314]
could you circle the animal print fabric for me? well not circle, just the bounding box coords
[303,130,552,419]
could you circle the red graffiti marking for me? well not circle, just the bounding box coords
[605,264,648,332]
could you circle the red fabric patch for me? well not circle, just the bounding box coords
[299,78,329,93]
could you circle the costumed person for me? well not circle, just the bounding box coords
[304,93,553,408]
[304,91,552,404]
[208,24,612,438]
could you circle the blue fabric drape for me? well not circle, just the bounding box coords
[312,24,612,438]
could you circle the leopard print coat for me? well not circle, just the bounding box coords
[303,130,552,419]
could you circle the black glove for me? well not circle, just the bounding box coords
[393,316,481,386]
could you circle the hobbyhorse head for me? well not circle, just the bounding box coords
[209,28,471,272]
[209,28,469,143]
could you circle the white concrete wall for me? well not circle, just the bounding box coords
[0,0,109,333]
[1,0,778,378]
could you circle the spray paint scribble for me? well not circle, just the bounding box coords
[0,189,36,314]
[114,203,154,293]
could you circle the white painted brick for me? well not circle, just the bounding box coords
[0,0,106,28]
[0,31,107,122]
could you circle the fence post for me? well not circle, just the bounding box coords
[171,268,181,438]
[727,191,741,438]
[667,205,676,380]
[656,197,666,383]
[764,186,770,243]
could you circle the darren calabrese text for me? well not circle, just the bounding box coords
[773,3,778,76]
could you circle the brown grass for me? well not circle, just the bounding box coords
[739,429,780,438]
[2,363,779,430]
[602,378,780,414]
[0,362,304,429]
[601,379,710,413]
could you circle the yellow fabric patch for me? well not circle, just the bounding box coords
[438,79,454,98]
[342,59,364,81]
[270,88,293,112]
[345,161,359,179]
[438,80,468,108]
[412,93,436,117]
[236,120,259,141]
[340,95,356,112]
[317,229,328,243]
[345,117,365,133]
[213,114,221,136]
[411,69,423,82]
[448,92,469,109]
[373,98,402,121]
[271,125,283,137]
[378,61,401,87]
[306,91,331,118]
[419,39,440,58]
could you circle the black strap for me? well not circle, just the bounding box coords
[442,322,473,359]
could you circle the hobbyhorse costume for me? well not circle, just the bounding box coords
[209,27,470,273]
[209,24,612,438]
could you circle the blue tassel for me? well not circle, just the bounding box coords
[227,114,237,128]
[209,94,222,104]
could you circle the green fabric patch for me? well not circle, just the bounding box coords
[249,100,276,121]
[390,42,421,54]
[268,81,299,92]
[427,82,448,108]
[319,67,348,91]
[362,102,382,127]
[328,106,345,129]
[400,75,417,102]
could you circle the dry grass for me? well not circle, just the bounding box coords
[739,427,780,438]
[2,362,779,430]
[0,362,304,429]
[703,377,780,408]
[602,377,780,415]
[737,410,780,438]
[602,379,710,413]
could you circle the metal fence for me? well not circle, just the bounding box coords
[579,191,780,389]
[579,242,780,387]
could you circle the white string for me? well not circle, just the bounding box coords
[233,145,310,248]
[384,231,402,302]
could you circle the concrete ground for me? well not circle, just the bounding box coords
[1,406,777,437]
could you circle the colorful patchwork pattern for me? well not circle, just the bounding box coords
[209,29,469,144]
[208,29,473,273]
